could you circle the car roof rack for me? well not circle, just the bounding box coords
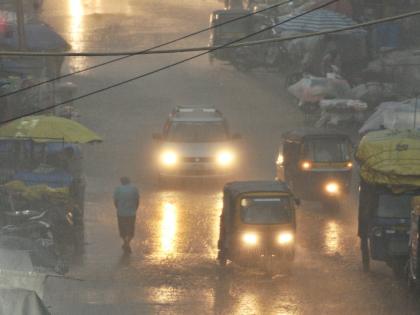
[171,106,222,116]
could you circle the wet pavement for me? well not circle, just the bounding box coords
[32,0,420,313]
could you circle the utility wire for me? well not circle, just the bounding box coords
[0,0,340,124]
[2,3,418,101]
[3,7,419,57]
[0,0,292,99]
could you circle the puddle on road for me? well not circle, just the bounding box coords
[160,202,178,256]
[324,220,343,256]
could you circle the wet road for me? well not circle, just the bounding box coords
[36,0,420,314]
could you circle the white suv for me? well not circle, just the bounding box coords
[153,107,241,179]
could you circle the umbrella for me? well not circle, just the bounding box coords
[276,9,364,34]
[0,115,102,143]
[0,21,70,51]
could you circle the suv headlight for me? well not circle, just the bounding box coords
[277,232,294,245]
[160,151,178,166]
[216,150,234,167]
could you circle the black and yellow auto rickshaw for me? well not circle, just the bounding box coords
[217,181,297,269]
[276,128,353,209]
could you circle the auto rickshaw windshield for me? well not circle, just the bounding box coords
[215,16,249,34]
[377,194,412,219]
[240,197,291,224]
[303,138,351,163]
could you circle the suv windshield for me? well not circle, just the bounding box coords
[240,197,291,224]
[303,138,350,163]
[166,122,228,143]
[377,194,412,219]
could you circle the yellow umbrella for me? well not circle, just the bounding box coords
[0,115,102,143]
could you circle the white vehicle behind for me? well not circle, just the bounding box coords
[153,107,241,180]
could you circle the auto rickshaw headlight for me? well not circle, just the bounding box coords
[276,154,284,165]
[160,150,178,166]
[346,162,353,169]
[277,232,294,245]
[301,161,312,170]
[325,182,340,195]
[217,150,234,167]
[242,232,258,246]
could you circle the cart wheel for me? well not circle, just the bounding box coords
[73,204,84,226]
[407,267,420,292]
[361,237,370,272]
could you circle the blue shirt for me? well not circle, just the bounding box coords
[113,184,139,217]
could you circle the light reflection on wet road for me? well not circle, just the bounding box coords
[38,0,420,314]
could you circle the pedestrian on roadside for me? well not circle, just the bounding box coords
[113,176,139,254]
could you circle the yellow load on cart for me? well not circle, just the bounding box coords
[356,130,420,187]
[2,180,70,204]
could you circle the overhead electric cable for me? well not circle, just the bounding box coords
[3,7,420,57]
[0,0,346,124]
[0,0,291,99]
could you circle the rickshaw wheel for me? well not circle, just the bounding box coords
[361,238,370,272]
[217,250,227,267]
[390,259,406,279]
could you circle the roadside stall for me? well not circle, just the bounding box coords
[0,115,102,224]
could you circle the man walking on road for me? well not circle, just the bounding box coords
[113,177,139,254]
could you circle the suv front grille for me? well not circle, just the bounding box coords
[183,157,213,163]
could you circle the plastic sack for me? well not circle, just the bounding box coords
[359,99,420,134]
[288,75,352,104]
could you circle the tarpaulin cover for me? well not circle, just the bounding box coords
[0,288,50,315]
[356,130,420,187]
[0,268,47,299]
[0,115,102,144]
[359,99,420,134]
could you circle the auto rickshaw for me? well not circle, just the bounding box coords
[217,181,297,270]
[276,128,353,209]
[358,179,416,277]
